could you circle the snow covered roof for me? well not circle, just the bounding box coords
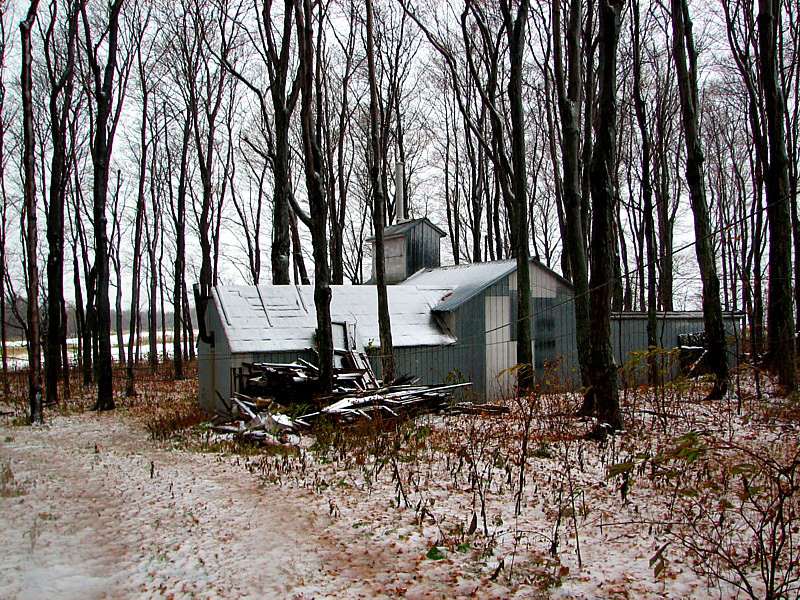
[366,217,447,242]
[404,258,573,312]
[404,260,519,312]
[212,285,457,354]
[383,217,446,238]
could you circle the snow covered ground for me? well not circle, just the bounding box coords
[0,370,797,598]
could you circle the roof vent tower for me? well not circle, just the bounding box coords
[370,218,446,284]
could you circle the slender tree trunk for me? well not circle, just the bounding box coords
[173,113,190,381]
[632,0,658,385]
[671,0,729,398]
[84,267,95,385]
[0,213,7,399]
[268,0,297,286]
[147,221,158,370]
[126,197,145,394]
[0,10,9,400]
[290,212,310,285]
[501,0,533,390]
[159,255,166,363]
[83,0,124,411]
[72,253,86,383]
[295,0,333,393]
[581,0,623,432]
[44,1,79,407]
[114,255,124,365]
[183,283,195,360]
[580,0,596,243]
[365,0,395,382]
[21,0,43,423]
[553,0,590,385]
[272,109,293,286]
[759,0,797,389]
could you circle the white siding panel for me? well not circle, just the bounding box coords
[507,266,556,298]
[485,295,515,401]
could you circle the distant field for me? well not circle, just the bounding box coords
[1,330,199,369]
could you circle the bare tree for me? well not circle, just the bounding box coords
[632,0,658,384]
[403,0,533,388]
[759,0,797,389]
[365,0,395,381]
[168,0,235,293]
[216,0,299,285]
[294,0,333,392]
[170,108,191,381]
[500,0,532,390]
[125,5,148,394]
[81,0,126,410]
[671,0,729,398]
[108,170,126,367]
[0,0,12,399]
[325,0,360,284]
[552,0,590,384]
[581,0,623,433]
[21,0,43,423]
[43,0,81,406]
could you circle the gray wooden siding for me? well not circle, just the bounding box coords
[405,221,442,278]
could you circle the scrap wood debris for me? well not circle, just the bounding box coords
[206,355,506,444]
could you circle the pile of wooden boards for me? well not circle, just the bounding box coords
[206,353,503,444]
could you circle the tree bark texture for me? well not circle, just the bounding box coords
[671,0,730,397]
[173,113,191,381]
[83,0,125,411]
[45,1,79,407]
[365,0,395,382]
[581,0,623,432]
[553,0,590,385]
[632,0,659,385]
[759,0,797,388]
[21,0,43,424]
[501,0,533,390]
[295,0,333,393]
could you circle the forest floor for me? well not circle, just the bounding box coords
[0,364,798,598]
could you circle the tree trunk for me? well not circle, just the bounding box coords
[21,0,43,424]
[581,0,623,433]
[553,0,590,385]
[295,0,333,393]
[632,0,658,385]
[290,212,310,285]
[0,7,9,400]
[183,283,195,360]
[83,0,124,411]
[45,3,78,408]
[671,0,729,398]
[147,219,158,370]
[126,127,146,395]
[759,0,797,389]
[366,0,395,383]
[501,0,533,390]
[173,112,190,381]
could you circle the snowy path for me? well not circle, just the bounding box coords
[0,411,330,599]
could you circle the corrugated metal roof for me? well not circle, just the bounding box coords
[403,260,519,312]
[374,217,447,239]
[404,258,575,311]
[213,285,457,354]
